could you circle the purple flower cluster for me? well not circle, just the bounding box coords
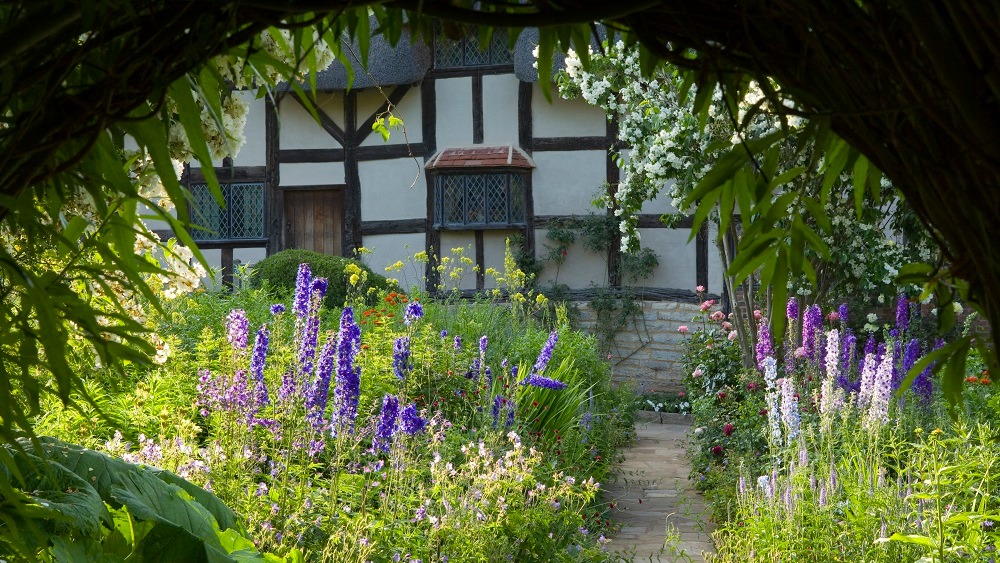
[250,324,270,410]
[786,297,799,320]
[492,395,504,427]
[392,337,411,380]
[755,321,773,371]
[522,373,568,390]
[293,263,312,319]
[305,334,337,429]
[838,303,849,325]
[226,309,249,350]
[532,331,559,375]
[399,403,426,435]
[331,307,362,435]
[896,295,910,333]
[298,278,328,379]
[802,304,823,362]
[373,394,399,452]
[403,301,424,326]
[913,339,942,405]
[270,303,286,315]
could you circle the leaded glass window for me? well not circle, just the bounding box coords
[188,182,265,241]
[433,25,513,69]
[434,173,526,229]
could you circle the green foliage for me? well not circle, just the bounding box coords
[250,249,391,309]
[0,436,276,561]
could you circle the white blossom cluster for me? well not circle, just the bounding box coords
[555,42,786,252]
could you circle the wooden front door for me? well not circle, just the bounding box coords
[283,188,344,255]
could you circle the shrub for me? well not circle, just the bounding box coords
[250,249,391,309]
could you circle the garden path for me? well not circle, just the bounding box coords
[605,412,714,562]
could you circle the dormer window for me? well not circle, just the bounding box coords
[433,25,513,69]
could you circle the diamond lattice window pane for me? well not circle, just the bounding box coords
[229,182,265,239]
[489,30,513,64]
[509,175,525,223]
[465,175,486,224]
[189,183,226,240]
[442,176,465,225]
[486,175,509,223]
[434,37,465,68]
[464,32,489,66]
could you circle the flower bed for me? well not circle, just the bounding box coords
[34,262,636,561]
[681,295,1000,561]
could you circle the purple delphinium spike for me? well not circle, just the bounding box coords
[787,297,799,320]
[756,321,773,371]
[803,304,823,363]
[505,402,516,428]
[250,325,270,409]
[485,366,492,387]
[838,303,849,325]
[392,337,411,380]
[896,295,910,334]
[226,309,249,350]
[399,404,426,435]
[479,335,488,379]
[859,335,876,374]
[839,330,857,387]
[913,339,942,405]
[306,332,336,428]
[532,331,559,375]
[440,329,448,338]
[521,373,568,390]
[277,370,297,404]
[902,338,920,382]
[492,395,504,427]
[332,307,362,435]
[373,394,399,452]
[454,335,462,350]
[293,263,312,319]
[270,303,285,316]
[403,301,424,326]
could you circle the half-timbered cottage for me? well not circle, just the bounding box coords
[178,25,724,390]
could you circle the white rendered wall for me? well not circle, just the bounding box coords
[438,232,477,291]
[233,92,266,167]
[358,159,426,221]
[362,233,426,289]
[482,74,519,145]
[625,228,697,290]
[707,222,725,295]
[435,78,474,149]
[534,231,607,288]
[531,83,605,138]
[279,94,343,149]
[233,247,268,270]
[531,151,606,215]
[280,162,346,186]
[360,86,423,147]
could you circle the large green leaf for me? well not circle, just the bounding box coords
[11,437,249,561]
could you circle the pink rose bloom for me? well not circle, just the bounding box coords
[794,346,807,358]
[692,368,704,378]
[722,321,733,330]
[728,330,738,341]
[678,391,686,397]
[678,325,690,334]
[710,311,725,322]
[753,309,763,320]
[700,301,711,312]
[695,285,706,293]
[827,311,840,322]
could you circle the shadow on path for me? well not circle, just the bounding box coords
[604,413,714,562]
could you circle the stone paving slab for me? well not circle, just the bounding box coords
[604,415,714,562]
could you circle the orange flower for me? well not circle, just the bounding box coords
[966,376,979,384]
[981,378,992,386]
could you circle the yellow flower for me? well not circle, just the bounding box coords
[414,251,428,262]
[349,273,360,286]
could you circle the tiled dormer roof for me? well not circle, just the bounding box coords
[425,146,535,171]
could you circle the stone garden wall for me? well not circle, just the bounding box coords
[574,300,702,394]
